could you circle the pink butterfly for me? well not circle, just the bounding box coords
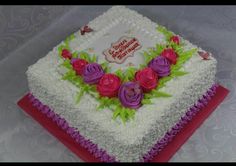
[80,25,93,35]
[198,51,211,60]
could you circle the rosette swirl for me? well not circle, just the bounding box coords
[61,49,72,59]
[118,82,143,109]
[71,58,89,75]
[170,35,180,45]
[83,63,105,84]
[148,56,171,77]
[97,73,121,97]
[160,48,177,65]
[135,67,158,92]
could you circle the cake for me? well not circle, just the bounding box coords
[26,6,217,162]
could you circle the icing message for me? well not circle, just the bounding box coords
[103,36,142,64]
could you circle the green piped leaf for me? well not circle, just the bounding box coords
[64,34,75,48]
[112,98,120,106]
[112,105,135,123]
[62,70,76,80]
[73,76,83,87]
[97,104,106,110]
[72,51,78,58]
[76,90,84,103]
[178,49,197,62]
[114,69,124,80]
[123,67,137,82]
[69,34,75,40]
[139,64,146,69]
[141,98,152,105]
[79,52,90,62]
[152,91,172,98]
[112,108,121,120]
[60,59,72,70]
[158,76,173,85]
[101,61,110,73]
[157,25,173,41]
[120,108,127,124]
[90,91,100,99]
[143,93,153,99]
[83,84,91,92]
[97,96,115,110]
[79,52,98,63]
[90,54,97,63]
[126,109,135,120]
[172,71,188,77]
[58,45,64,55]
[171,63,181,71]
[148,48,158,57]
[90,85,97,91]
[144,90,171,99]
[143,51,153,64]
[156,44,166,55]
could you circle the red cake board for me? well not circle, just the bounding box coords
[17,85,229,162]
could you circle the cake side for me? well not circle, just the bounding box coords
[26,6,217,162]
[26,47,216,162]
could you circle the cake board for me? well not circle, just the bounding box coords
[17,85,229,162]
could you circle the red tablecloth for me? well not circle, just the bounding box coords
[17,85,229,162]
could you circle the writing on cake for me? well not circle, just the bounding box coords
[103,36,142,64]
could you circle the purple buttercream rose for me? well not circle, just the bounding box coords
[118,82,143,109]
[83,63,104,84]
[148,56,171,77]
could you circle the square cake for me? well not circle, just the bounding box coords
[26,6,217,162]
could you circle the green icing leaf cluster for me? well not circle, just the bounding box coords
[140,27,197,105]
[96,96,136,124]
[114,67,137,83]
[112,106,135,124]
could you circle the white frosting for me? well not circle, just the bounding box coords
[69,6,164,72]
[26,6,217,162]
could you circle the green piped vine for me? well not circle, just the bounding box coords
[57,25,197,123]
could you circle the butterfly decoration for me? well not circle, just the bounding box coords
[80,25,93,35]
[198,51,211,60]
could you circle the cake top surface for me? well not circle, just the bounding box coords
[27,6,217,145]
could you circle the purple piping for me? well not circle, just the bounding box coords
[140,83,219,162]
[27,83,218,162]
[28,93,117,163]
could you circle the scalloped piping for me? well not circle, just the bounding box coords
[27,83,218,162]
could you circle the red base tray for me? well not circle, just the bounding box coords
[17,85,229,162]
